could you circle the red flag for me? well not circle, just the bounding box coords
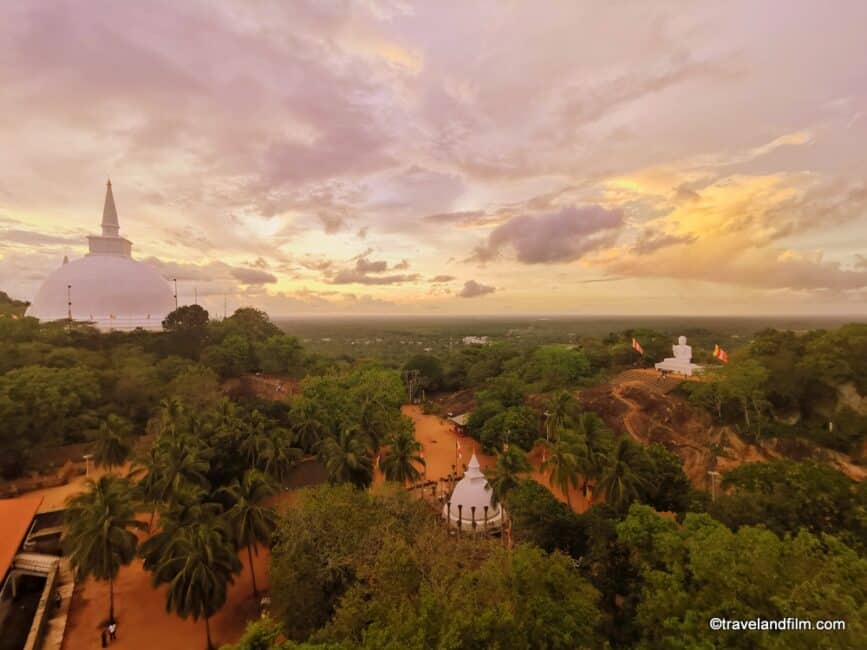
[632,338,644,355]
[713,344,729,363]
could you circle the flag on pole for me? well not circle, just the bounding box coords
[713,344,729,363]
[632,338,644,355]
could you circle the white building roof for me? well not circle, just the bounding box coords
[26,181,175,331]
[442,453,503,532]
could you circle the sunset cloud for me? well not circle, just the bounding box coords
[458,280,496,298]
[472,206,623,264]
[1,1,866,315]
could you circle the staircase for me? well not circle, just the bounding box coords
[36,559,73,650]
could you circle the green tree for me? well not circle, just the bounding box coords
[220,470,278,598]
[402,354,444,392]
[257,335,305,376]
[64,475,147,622]
[545,390,580,440]
[269,485,430,640]
[319,427,374,488]
[151,520,242,649]
[618,503,867,649]
[139,485,222,572]
[93,414,133,469]
[162,304,210,357]
[718,359,770,434]
[379,420,425,485]
[541,433,582,509]
[574,412,613,498]
[202,334,253,378]
[289,397,328,454]
[486,445,531,505]
[597,438,647,513]
[525,345,592,388]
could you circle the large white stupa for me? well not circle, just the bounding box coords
[27,181,175,331]
[442,454,504,535]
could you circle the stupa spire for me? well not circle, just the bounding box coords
[102,178,119,237]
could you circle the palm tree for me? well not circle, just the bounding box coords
[289,398,326,454]
[541,435,581,509]
[575,412,613,498]
[238,411,270,468]
[133,445,164,531]
[63,475,147,623]
[155,436,212,504]
[257,427,302,483]
[380,423,425,485]
[319,426,374,488]
[139,484,222,573]
[151,520,242,649]
[546,390,578,440]
[156,396,185,438]
[93,415,133,470]
[486,446,531,506]
[597,438,647,512]
[219,470,277,598]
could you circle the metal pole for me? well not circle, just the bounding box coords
[67,285,72,321]
[707,470,721,502]
[173,278,178,309]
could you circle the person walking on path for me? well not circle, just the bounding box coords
[108,622,117,641]
[101,628,108,647]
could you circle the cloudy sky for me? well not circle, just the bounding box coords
[2,1,866,316]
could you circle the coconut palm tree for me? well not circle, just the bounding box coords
[257,427,302,483]
[289,397,327,453]
[219,470,277,598]
[155,436,212,504]
[319,426,374,488]
[575,412,613,498]
[93,414,133,470]
[139,484,222,573]
[155,396,185,438]
[597,438,648,512]
[546,390,578,440]
[151,520,242,650]
[380,422,425,485]
[541,435,581,509]
[238,411,271,468]
[486,446,531,506]
[63,475,147,623]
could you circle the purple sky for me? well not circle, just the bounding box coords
[2,1,866,315]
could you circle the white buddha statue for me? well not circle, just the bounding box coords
[654,335,702,376]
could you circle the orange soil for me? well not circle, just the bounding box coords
[61,491,297,650]
[62,406,589,650]
[401,405,593,513]
[26,463,133,513]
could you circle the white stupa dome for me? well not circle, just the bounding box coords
[442,453,504,534]
[27,181,175,331]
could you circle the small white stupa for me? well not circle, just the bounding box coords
[654,336,702,376]
[442,453,504,535]
[27,181,175,331]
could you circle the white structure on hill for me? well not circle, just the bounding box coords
[442,453,504,535]
[654,336,702,376]
[27,181,175,331]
